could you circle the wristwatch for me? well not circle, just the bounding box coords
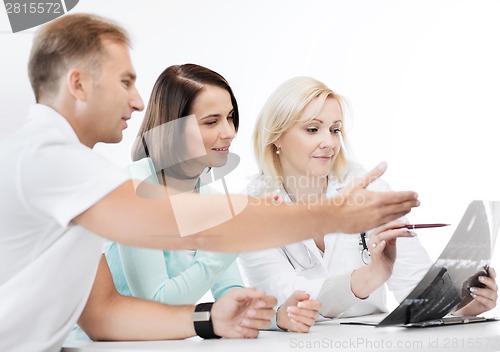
[192,302,222,339]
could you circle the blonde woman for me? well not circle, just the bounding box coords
[239,76,497,322]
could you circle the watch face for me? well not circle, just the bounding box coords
[192,311,211,322]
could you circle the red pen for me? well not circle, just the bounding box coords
[401,223,450,230]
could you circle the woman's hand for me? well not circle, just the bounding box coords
[276,291,321,333]
[366,220,414,281]
[351,220,415,299]
[455,267,498,316]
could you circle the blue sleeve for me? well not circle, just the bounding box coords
[118,244,239,305]
[210,259,245,300]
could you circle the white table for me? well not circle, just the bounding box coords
[62,317,500,352]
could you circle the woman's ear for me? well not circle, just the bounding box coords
[273,137,281,150]
[273,141,281,155]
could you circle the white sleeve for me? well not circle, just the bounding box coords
[316,273,363,318]
[365,176,434,302]
[239,246,366,318]
[387,236,433,302]
[238,247,325,308]
[21,141,128,227]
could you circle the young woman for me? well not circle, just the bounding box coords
[106,64,320,332]
[239,76,498,321]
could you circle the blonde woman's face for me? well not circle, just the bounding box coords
[277,97,342,179]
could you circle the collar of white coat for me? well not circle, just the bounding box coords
[277,175,339,265]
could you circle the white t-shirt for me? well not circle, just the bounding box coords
[0,104,129,352]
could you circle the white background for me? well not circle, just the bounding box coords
[1,0,499,316]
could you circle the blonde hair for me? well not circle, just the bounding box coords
[253,76,350,190]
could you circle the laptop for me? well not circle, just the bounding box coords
[342,200,500,328]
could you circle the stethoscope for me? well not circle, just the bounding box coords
[283,232,371,270]
[283,233,371,270]
[282,244,319,270]
[359,232,371,265]
[279,187,321,270]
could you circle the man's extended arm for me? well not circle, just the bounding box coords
[74,162,419,252]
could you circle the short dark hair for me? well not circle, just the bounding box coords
[28,13,130,101]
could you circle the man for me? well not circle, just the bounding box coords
[0,14,419,352]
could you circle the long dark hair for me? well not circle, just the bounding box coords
[132,64,239,179]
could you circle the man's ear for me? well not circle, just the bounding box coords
[66,68,90,101]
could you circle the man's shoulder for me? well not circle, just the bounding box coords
[0,120,64,166]
[1,113,82,156]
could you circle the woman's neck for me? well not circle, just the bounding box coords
[282,174,328,252]
[282,175,328,204]
[158,171,200,195]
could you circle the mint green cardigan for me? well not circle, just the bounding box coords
[105,158,243,304]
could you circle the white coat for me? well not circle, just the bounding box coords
[239,168,433,318]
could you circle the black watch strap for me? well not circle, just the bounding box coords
[193,302,222,339]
